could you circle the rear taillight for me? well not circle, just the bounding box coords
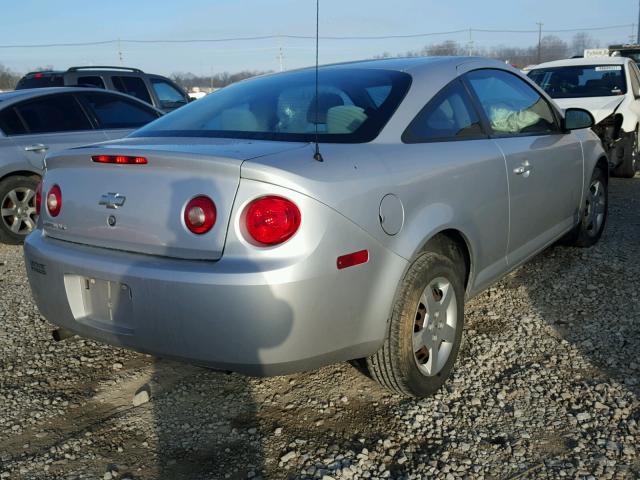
[46,184,62,217]
[35,181,42,215]
[92,155,147,165]
[245,196,301,246]
[184,196,216,234]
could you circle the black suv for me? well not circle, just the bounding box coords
[15,66,189,113]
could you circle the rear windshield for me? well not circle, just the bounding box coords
[16,74,64,89]
[131,68,411,143]
[528,65,627,98]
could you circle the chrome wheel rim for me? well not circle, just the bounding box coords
[1,187,37,236]
[413,277,457,377]
[583,179,606,237]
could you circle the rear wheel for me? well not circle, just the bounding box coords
[612,129,638,178]
[565,166,607,248]
[0,175,39,245]
[366,249,465,398]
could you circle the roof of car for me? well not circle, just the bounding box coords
[277,56,510,76]
[532,56,629,69]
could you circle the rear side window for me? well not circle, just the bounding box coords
[403,80,485,143]
[77,76,105,88]
[13,95,92,134]
[0,108,27,135]
[111,76,153,105]
[150,78,187,109]
[465,69,559,136]
[80,92,159,129]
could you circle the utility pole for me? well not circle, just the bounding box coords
[117,38,123,65]
[637,0,640,43]
[536,22,543,64]
[278,46,284,72]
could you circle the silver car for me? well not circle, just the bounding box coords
[24,57,607,398]
[0,87,161,243]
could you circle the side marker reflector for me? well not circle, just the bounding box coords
[337,250,369,270]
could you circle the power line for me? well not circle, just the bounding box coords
[0,24,633,49]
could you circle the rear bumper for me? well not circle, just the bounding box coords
[24,228,407,376]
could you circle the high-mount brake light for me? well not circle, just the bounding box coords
[184,196,216,235]
[245,196,301,246]
[46,184,62,217]
[92,155,147,165]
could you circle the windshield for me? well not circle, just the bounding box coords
[131,68,411,143]
[528,65,627,98]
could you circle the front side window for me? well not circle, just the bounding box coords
[111,76,153,105]
[13,95,92,134]
[528,65,627,98]
[150,78,187,109]
[79,92,159,129]
[403,80,484,143]
[132,68,412,143]
[466,69,558,136]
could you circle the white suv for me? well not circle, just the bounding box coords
[529,56,640,177]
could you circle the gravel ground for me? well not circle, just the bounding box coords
[1,177,639,480]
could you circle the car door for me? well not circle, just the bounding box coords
[397,79,510,292]
[109,75,155,107]
[463,69,583,266]
[625,62,640,130]
[148,77,189,112]
[76,91,162,140]
[6,93,108,171]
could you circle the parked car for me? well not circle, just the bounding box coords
[15,66,190,113]
[528,56,640,177]
[24,57,607,398]
[0,87,162,244]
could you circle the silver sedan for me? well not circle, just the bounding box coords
[24,57,607,398]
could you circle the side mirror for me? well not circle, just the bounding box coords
[564,108,595,130]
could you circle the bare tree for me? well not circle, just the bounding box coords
[571,32,596,56]
[170,70,270,90]
[538,35,569,63]
[425,40,465,56]
[0,64,20,90]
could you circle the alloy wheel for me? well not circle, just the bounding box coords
[0,187,37,236]
[413,276,458,376]
[583,179,606,237]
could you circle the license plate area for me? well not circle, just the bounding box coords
[64,275,134,335]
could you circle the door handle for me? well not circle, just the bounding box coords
[513,160,532,177]
[24,144,49,153]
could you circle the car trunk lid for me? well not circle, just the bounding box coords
[41,138,305,260]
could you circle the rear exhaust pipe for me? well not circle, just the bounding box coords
[52,327,76,342]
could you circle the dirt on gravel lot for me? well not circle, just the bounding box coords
[0,178,639,480]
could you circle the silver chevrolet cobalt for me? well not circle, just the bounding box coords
[25,57,607,398]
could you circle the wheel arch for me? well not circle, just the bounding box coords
[418,228,473,293]
[0,169,41,184]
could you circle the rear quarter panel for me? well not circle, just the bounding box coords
[241,139,509,298]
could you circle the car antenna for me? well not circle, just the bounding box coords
[312,0,324,162]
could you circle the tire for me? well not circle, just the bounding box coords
[0,175,39,245]
[612,129,638,178]
[366,249,465,398]
[564,166,608,248]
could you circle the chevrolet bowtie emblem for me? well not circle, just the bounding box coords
[99,193,126,209]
